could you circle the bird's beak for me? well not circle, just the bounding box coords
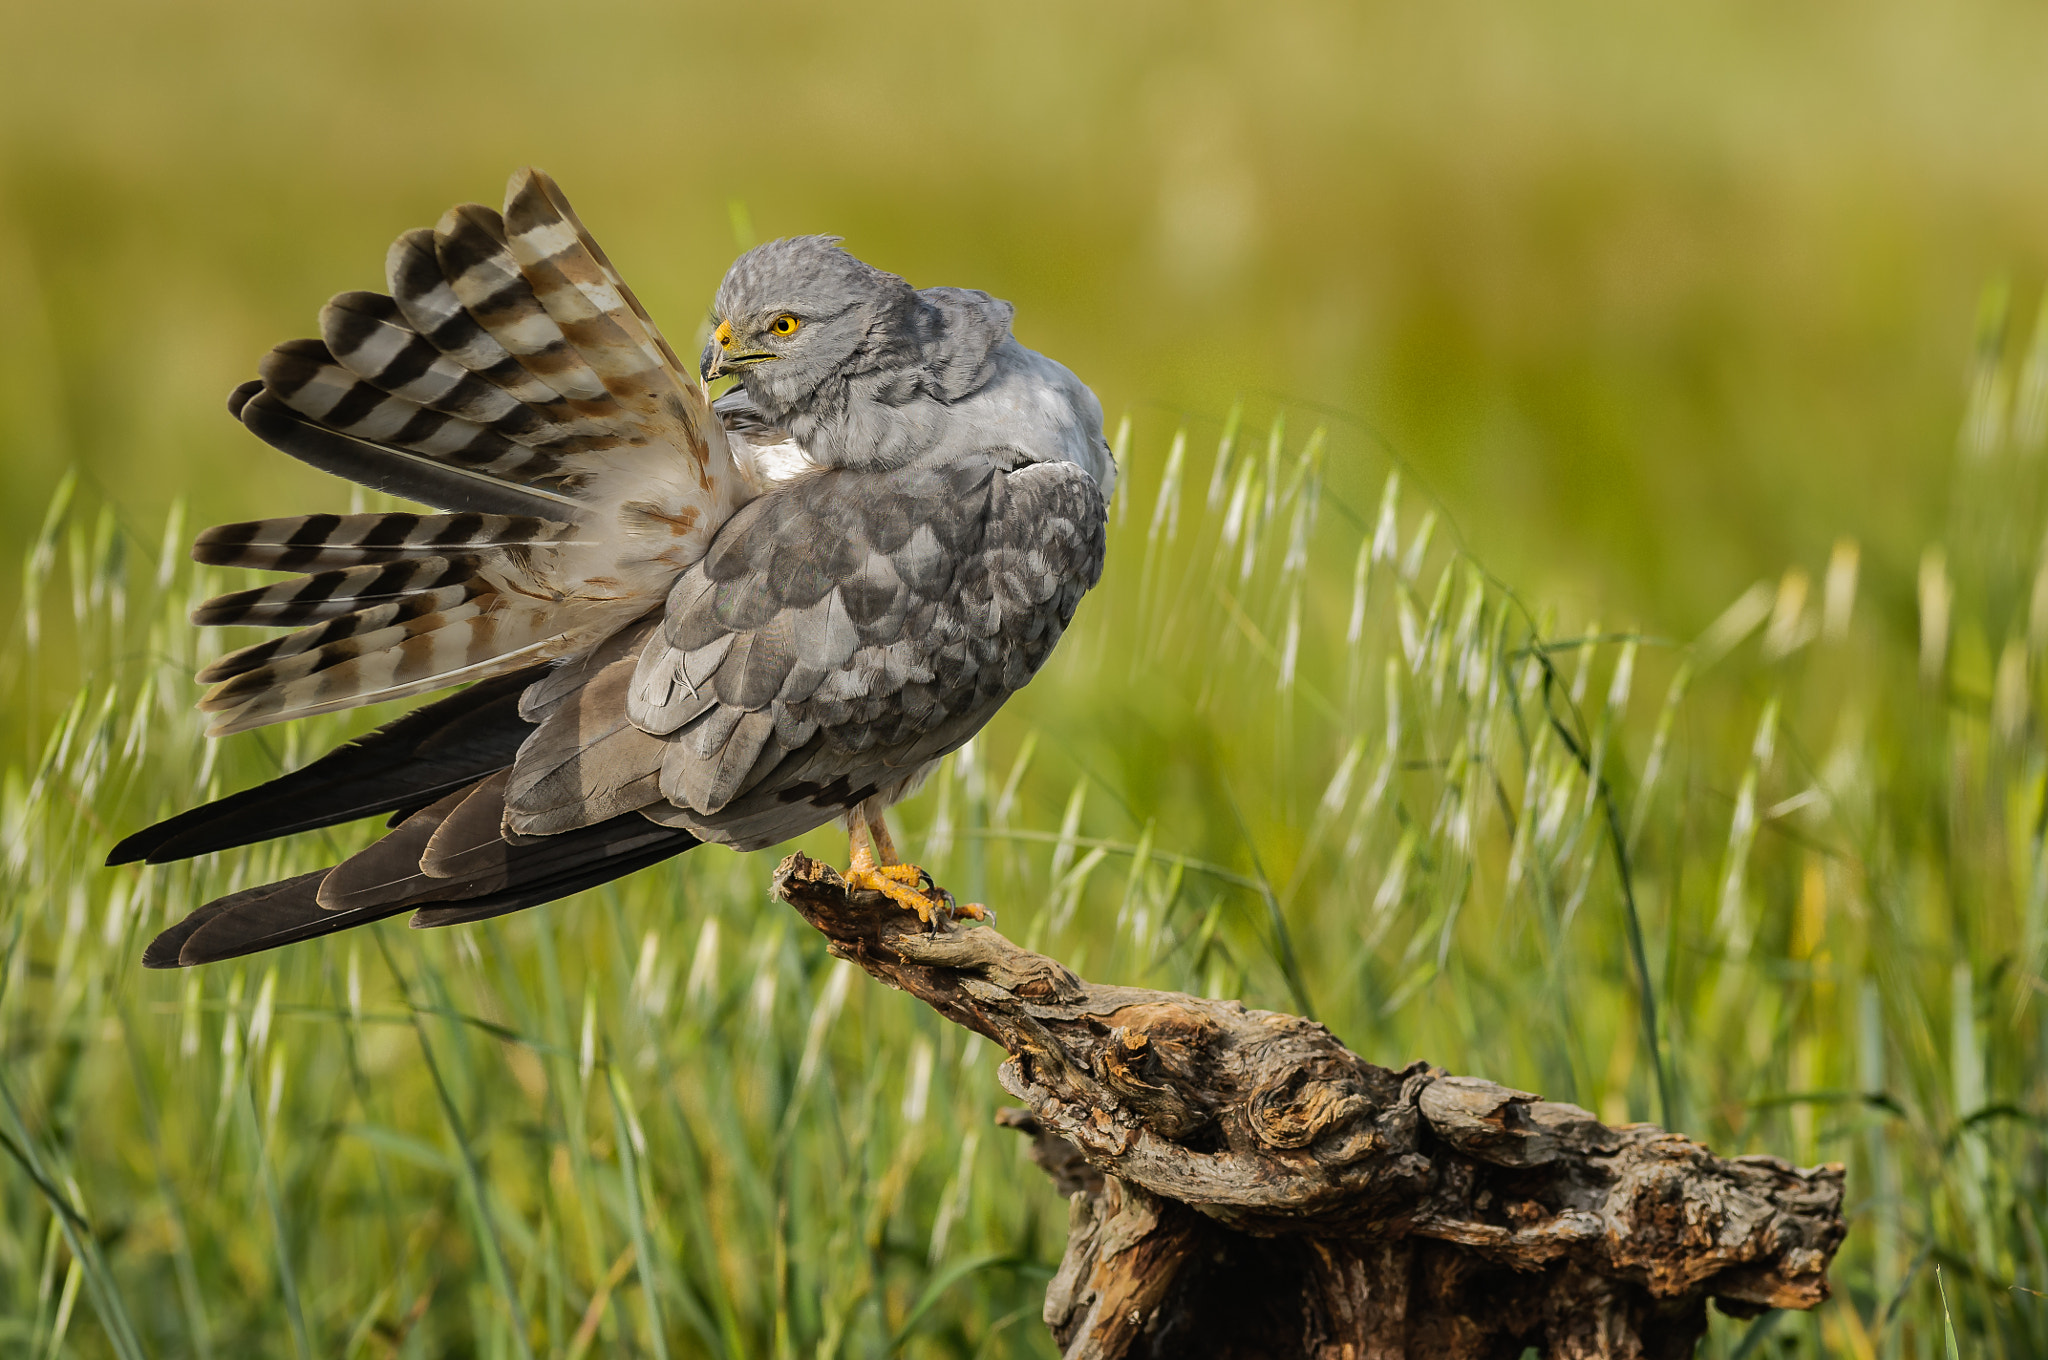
[701,347,777,384]
[700,319,777,385]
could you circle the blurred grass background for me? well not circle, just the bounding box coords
[4,0,2048,1355]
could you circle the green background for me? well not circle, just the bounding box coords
[9,0,2048,622]
[3,1,2047,1356]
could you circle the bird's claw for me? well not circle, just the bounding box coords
[841,862,991,930]
[921,886,993,930]
[843,861,945,925]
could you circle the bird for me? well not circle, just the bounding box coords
[112,168,1114,968]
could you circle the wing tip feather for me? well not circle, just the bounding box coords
[227,378,263,418]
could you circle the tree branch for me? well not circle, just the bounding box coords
[773,853,1845,1359]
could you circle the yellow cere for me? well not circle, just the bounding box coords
[715,320,733,348]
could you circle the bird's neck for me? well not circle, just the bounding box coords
[785,375,949,472]
[757,293,1013,472]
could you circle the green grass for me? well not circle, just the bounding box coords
[3,296,2046,1356]
[6,3,2048,1353]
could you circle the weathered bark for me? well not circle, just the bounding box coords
[772,853,1846,1359]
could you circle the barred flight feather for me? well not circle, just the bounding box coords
[259,339,555,480]
[200,597,496,700]
[383,230,643,456]
[233,388,578,516]
[435,204,614,405]
[198,601,578,736]
[512,169,689,375]
[194,570,486,630]
[502,170,671,403]
[196,590,494,683]
[194,168,747,735]
[194,513,577,571]
[385,229,578,409]
[321,291,566,444]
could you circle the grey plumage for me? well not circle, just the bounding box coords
[122,173,1111,967]
[705,236,1116,491]
[602,449,1102,850]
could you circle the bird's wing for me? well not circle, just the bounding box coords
[135,451,1103,969]
[194,168,747,735]
[502,449,1108,850]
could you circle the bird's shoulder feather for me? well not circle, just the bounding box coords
[496,448,1105,848]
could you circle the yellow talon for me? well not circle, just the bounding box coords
[873,863,929,887]
[842,805,975,927]
[843,863,944,924]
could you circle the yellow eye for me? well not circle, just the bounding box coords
[771,314,801,337]
[715,320,733,347]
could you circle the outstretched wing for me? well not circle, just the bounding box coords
[503,449,1109,851]
[196,168,747,735]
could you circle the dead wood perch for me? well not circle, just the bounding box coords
[772,853,1846,1359]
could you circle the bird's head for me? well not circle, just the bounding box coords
[701,236,917,416]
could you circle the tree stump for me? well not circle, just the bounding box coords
[772,853,1846,1359]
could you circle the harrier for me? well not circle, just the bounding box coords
[113,169,1113,967]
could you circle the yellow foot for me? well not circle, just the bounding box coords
[843,861,946,925]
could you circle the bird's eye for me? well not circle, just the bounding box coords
[771,314,801,337]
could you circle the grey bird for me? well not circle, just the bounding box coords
[113,169,1111,965]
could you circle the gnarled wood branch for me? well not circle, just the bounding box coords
[772,853,1845,1359]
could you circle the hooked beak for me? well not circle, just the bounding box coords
[701,319,776,385]
[701,347,776,384]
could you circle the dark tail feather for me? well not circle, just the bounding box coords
[317,772,693,913]
[108,667,542,866]
[140,870,409,968]
[142,783,698,969]
[407,830,695,928]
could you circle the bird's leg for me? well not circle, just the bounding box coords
[865,809,901,865]
[840,804,991,926]
[841,805,944,925]
[869,807,993,925]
